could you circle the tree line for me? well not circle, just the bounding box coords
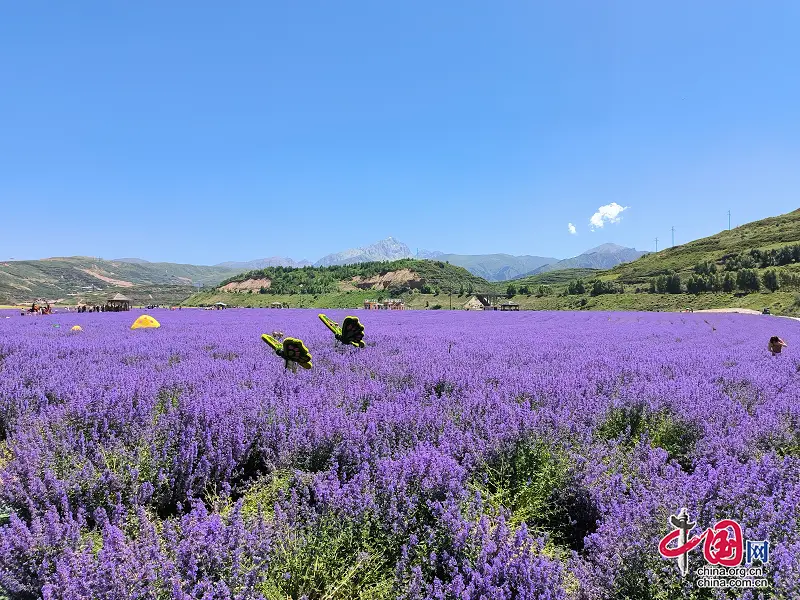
[721,244,800,271]
[558,258,800,297]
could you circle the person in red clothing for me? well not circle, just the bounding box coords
[768,336,788,356]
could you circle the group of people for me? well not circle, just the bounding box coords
[23,302,52,315]
[76,305,103,313]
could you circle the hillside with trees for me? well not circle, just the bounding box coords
[183,209,800,316]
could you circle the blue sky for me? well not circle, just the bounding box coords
[1,1,799,264]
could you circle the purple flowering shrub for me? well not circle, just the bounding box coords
[1,309,799,599]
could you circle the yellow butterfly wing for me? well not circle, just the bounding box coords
[318,314,341,336]
[282,337,313,368]
[261,334,282,352]
[341,316,365,347]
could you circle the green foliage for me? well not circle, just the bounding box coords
[779,270,800,290]
[518,285,531,296]
[476,440,598,551]
[509,268,601,291]
[722,273,735,292]
[650,273,682,294]
[218,259,489,297]
[763,269,780,292]
[567,280,586,295]
[693,261,718,275]
[687,273,722,293]
[597,403,701,471]
[236,471,292,522]
[258,513,394,600]
[724,243,800,271]
[612,208,800,280]
[506,284,517,298]
[736,268,761,292]
[589,280,622,296]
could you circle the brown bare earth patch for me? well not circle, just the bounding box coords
[80,267,134,287]
[337,280,359,291]
[220,278,272,292]
[351,269,423,290]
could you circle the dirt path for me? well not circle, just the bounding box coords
[695,307,800,322]
[695,308,762,315]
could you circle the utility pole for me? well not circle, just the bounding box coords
[671,226,675,248]
[655,237,659,252]
[728,210,731,230]
[449,287,452,310]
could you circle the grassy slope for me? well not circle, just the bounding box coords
[493,290,798,313]
[184,287,800,316]
[184,289,480,310]
[0,257,237,304]
[505,268,602,289]
[495,208,800,316]
[610,208,800,282]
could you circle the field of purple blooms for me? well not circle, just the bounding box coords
[1,308,800,599]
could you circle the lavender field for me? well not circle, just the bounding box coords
[1,308,800,599]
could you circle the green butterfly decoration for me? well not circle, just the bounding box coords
[319,314,365,348]
[261,334,313,371]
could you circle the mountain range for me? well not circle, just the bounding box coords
[108,238,649,283]
[172,237,641,282]
[306,238,645,280]
[0,238,647,304]
[514,244,649,278]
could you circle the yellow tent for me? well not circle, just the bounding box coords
[71,325,82,331]
[131,315,161,330]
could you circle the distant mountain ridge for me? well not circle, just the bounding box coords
[113,257,151,264]
[517,243,648,277]
[215,257,312,270]
[430,254,557,282]
[314,237,414,267]
[4,238,647,303]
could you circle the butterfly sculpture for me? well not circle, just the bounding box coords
[318,314,365,348]
[261,334,313,371]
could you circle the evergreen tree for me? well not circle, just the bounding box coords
[736,269,761,292]
[722,273,736,292]
[763,269,780,292]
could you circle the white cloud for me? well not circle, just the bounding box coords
[568,222,577,235]
[589,203,628,231]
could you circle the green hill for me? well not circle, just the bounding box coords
[0,256,238,305]
[215,259,490,295]
[184,259,493,308]
[612,208,800,282]
[492,209,800,316]
[507,268,602,289]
